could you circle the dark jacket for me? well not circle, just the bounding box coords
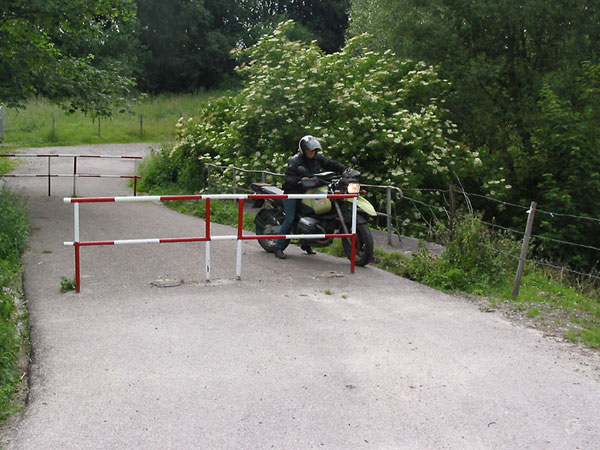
[281,151,347,194]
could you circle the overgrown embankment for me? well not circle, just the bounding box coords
[0,183,29,421]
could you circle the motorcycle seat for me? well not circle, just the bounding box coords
[258,185,284,196]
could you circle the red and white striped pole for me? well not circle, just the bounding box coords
[74,202,81,292]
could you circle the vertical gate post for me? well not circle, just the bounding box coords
[351,196,358,273]
[74,202,81,293]
[513,201,537,298]
[236,199,244,279]
[133,160,139,196]
[47,157,52,196]
[205,198,211,281]
[386,186,392,246]
[72,156,78,196]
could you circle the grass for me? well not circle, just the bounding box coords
[0,91,224,149]
[0,185,29,422]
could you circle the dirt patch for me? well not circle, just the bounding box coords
[460,291,599,360]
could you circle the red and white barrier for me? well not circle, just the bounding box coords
[63,193,358,292]
[0,153,142,196]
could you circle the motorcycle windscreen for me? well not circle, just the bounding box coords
[301,187,332,214]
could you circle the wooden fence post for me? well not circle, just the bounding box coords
[513,201,537,298]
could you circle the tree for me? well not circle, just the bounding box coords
[135,0,351,93]
[348,0,600,157]
[0,0,138,116]
[523,62,600,269]
[136,0,245,92]
[349,0,600,270]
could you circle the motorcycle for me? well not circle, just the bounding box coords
[251,167,377,266]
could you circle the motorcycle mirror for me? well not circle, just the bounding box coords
[351,156,357,165]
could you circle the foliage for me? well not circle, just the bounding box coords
[348,0,600,272]
[521,62,600,269]
[0,185,29,265]
[60,277,76,293]
[135,0,350,93]
[0,184,29,421]
[0,260,20,421]
[0,0,137,116]
[164,21,489,200]
[255,0,351,53]
[348,0,600,156]
[376,214,519,292]
[136,0,238,92]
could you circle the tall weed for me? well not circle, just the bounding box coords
[403,214,520,292]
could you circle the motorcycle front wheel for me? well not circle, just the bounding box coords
[342,222,374,266]
[255,209,283,253]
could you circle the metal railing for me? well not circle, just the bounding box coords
[0,153,142,196]
[63,192,359,292]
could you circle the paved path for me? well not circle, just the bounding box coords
[1,144,600,449]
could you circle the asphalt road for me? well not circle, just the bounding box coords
[1,144,599,449]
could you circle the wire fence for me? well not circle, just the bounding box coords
[203,163,600,292]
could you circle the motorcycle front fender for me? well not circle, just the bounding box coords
[342,209,369,225]
[345,195,377,217]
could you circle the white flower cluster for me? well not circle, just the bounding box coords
[171,21,485,193]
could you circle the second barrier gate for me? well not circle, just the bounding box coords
[63,193,359,293]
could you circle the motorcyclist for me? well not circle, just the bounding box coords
[274,135,347,259]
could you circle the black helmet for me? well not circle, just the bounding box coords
[299,135,321,155]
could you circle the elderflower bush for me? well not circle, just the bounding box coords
[171,20,491,195]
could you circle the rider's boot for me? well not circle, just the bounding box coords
[301,245,316,255]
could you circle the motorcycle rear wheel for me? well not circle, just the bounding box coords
[255,209,282,253]
[342,222,374,266]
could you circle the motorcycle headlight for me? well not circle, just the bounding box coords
[347,182,361,194]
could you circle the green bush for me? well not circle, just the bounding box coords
[401,214,520,292]
[60,277,76,293]
[160,20,495,198]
